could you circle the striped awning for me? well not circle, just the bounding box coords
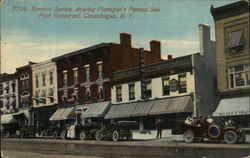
[49,106,75,121]
[1,114,17,124]
[228,30,244,48]
[105,95,193,119]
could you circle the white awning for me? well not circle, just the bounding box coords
[213,96,250,116]
[1,114,17,124]
[49,106,75,121]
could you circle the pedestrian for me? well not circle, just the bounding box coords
[156,119,163,139]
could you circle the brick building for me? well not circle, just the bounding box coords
[211,1,250,126]
[49,33,163,124]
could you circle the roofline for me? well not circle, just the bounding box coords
[52,43,109,62]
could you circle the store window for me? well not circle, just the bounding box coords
[116,86,122,102]
[145,81,152,98]
[128,84,135,100]
[227,29,245,53]
[228,64,249,88]
[178,74,187,93]
[162,77,170,96]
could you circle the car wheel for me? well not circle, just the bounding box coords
[127,131,133,141]
[183,131,194,143]
[52,132,58,139]
[95,130,102,141]
[224,130,237,144]
[208,124,221,139]
[80,131,86,140]
[237,132,246,143]
[112,130,119,142]
[61,130,67,140]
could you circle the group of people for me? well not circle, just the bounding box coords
[184,115,214,127]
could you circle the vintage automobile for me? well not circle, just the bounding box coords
[1,123,20,138]
[183,117,246,144]
[60,122,101,140]
[19,125,36,138]
[39,124,65,139]
[95,121,138,141]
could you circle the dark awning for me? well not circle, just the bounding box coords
[149,95,193,115]
[49,106,75,121]
[105,95,193,119]
[213,96,250,116]
[76,101,110,118]
[1,114,17,124]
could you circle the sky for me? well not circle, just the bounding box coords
[1,0,238,73]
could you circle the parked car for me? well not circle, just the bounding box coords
[19,125,36,138]
[1,123,20,138]
[95,121,138,141]
[183,117,246,144]
[60,122,101,140]
[40,124,65,139]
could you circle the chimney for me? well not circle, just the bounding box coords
[167,55,172,60]
[150,40,161,62]
[120,33,131,47]
[199,24,211,56]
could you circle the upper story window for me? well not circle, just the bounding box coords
[227,29,245,53]
[42,73,46,86]
[228,64,249,88]
[5,83,10,94]
[85,66,90,82]
[162,77,170,96]
[0,84,3,95]
[63,71,67,87]
[35,75,39,88]
[98,85,104,100]
[145,81,152,98]
[73,69,78,84]
[116,86,122,102]
[97,62,103,79]
[11,81,16,92]
[178,74,187,93]
[86,88,91,102]
[128,84,135,101]
[49,71,53,85]
[22,79,29,90]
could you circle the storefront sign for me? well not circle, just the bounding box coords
[169,79,179,92]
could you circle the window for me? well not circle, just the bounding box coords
[145,81,152,98]
[35,75,39,88]
[5,83,10,94]
[228,64,249,88]
[73,69,78,84]
[162,77,170,96]
[6,97,10,110]
[0,100,3,108]
[49,71,53,85]
[86,88,91,102]
[128,84,135,100]
[63,71,67,87]
[98,64,103,79]
[42,73,46,86]
[227,29,245,53]
[116,86,122,102]
[85,67,90,82]
[98,85,104,100]
[178,74,187,93]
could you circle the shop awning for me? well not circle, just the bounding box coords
[49,106,75,121]
[131,101,155,117]
[105,102,137,119]
[76,101,110,118]
[213,96,250,116]
[12,109,30,119]
[149,95,193,115]
[1,114,17,124]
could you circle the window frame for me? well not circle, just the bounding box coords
[178,74,187,94]
[116,86,122,102]
[228,64,249,89]
[128,83,135,101]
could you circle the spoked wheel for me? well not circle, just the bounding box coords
[80,131,86,140]
[61,130,67,140]
[112,130,119,142]
[126,131,133,141]
[95,130,102,141]
[52,132,58,139]
[183,131,194,143]
[224,130,237,144]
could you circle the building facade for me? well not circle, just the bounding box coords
[31,60,58,129]
[211,1,250,126]
[105,24,217,132]
[49,33,163,123]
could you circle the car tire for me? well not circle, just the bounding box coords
[224,130,237,144]
[112,130,119,142]
[61,130,67,140]
[80,131,86,140]
[183,131,194,143]
[52,132,58,139]
[127,131,133,141]
[95,130,102,141]
[208,124,221,139]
